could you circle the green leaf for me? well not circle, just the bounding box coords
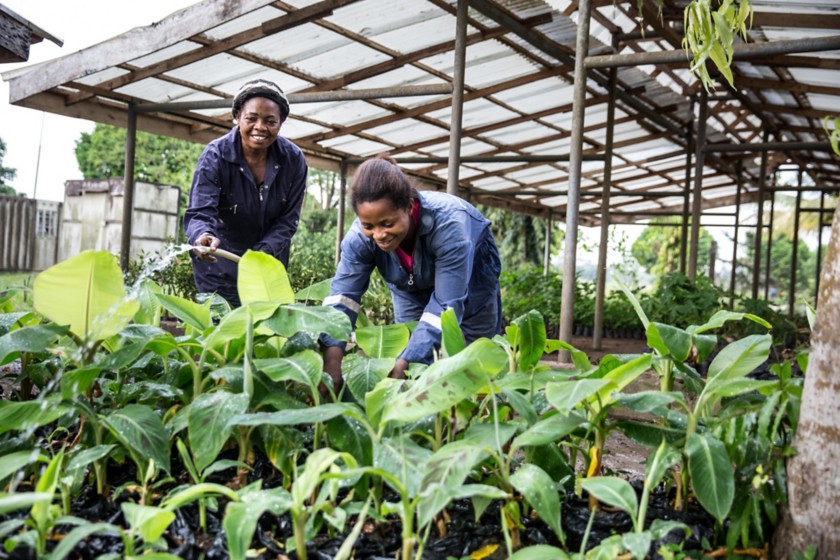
[580,476,638,518]
[622,532,652,560]
[233,403,359,427]
[255,350,323,390]
[511,464,564,542]
[33,250,138,342]
[104,404,171,474]
[292,448,355,508]
[689,310,771,334]
[65,445,116,475]
[294,278,331,303]
[708,378,776,400]
[224,488,291,560]
[203,302,280,349]
[355,323,409,359]
[512,412,586,450]
[0,492,52,515]
[156,293,211,332]
[508,545,571,560]
[0,324,67,365]
[60,366,103,399]
[614,391,687,416]
[647,323,692,361]
[188,392,249,473]
[686,432,734,523]
[47,522,122,560]
[133,278,162,326]
[0,450,44,484]
[545,378,614,414]
[374,436,434,497]
[343,354,392,404]
[122,502,175,544]
[237,250,295,305]
[381,338,507,424]
[327,415,373,467]
[416,441,490,528]
[440,307,466,358]
[0,395,67,435]
[645,440,680,494]
[513,310,547,371]
[263,304,351,341]
[707,334,771,382]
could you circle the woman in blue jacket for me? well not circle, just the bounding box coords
[322,155,502,392]
[184,79,308,307]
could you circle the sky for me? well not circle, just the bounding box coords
[0,0,200,202]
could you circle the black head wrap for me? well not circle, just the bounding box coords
[232,79,290,122]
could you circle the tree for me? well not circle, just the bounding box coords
[75,124,204,194]
[772,207,840,558]
[0,137,19,196]
[481,206,558,270]
[631,218,713,278]
[736,231,815,305]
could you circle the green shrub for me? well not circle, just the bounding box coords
[645,272,723,328]
[500,268,562,328]
[125,248,197,301]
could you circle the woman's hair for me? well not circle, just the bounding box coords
[232,79,290,122]
[350,154,418,212]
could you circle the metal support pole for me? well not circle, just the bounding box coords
[789,169,803,316]
[558,0,592,362]
[688,89,707,280]
[447,0,468,196]
[751,129,770,299]
[709,240,717,283]
[593,55,618,351]
[729,161,742,307]
[816,191,826,305]
[119,105,138,273]
[336,160,348,267]
[680,99,694,274]
[765,189,775,300]
[543,211,552,276]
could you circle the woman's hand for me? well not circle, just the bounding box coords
[321,346,345,400]
[193,232,221,262]
[390,358,409,380]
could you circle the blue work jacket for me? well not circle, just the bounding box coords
[184,126,308,307]
[324,191,502,364]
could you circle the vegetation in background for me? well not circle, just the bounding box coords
[0,137,20,196]
[482,207,560,270]
[736,231,816,305]
[74,124,204,209]
[631,218,713,277]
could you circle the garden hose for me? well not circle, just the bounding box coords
[190,245,241,263]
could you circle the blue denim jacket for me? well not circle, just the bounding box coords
[184,126,308,306]
[324,191,502,364]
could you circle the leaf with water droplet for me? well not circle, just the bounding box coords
[0,323,67,365]
[104,404,171,475]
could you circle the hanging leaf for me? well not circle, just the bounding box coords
[255,350,323,390]
[262,304,351,341]
[355,323,410,358]
[33,250,138,343]
[381,339,507,424]
[237,250,295,305]
[513,310,547,372]
[686,432,734,523]
[0,324,67,365]
[156,293,211,332]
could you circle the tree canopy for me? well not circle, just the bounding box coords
[0,137,19,196]
[74,124,204,192]
[631,218,713,277]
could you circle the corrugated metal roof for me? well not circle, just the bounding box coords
[3,0,838,224]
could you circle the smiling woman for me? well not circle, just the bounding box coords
[320,154,503,392]
[183,79,308,308]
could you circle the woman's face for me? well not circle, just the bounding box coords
[237,97,282,152]
[356,198,412,252]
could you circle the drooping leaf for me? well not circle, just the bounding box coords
[237,250,295,305]
[232,403,359,427]
[580,476,638,519]
[0,324,67,365]
[440,307,466,358]
[203,302,280,349]
[356,323,410,359]
[343,354,393,403]
[381,338,507,424]
[511,464,564,542]
[224,487,291,560]
[545,378,614,414]
[122,502,175,545]
[0,395,68,435]
[133,278,162,326]
[686,432,734,523]
[33,251,138,342]
[513,310,547,372]
[255,350,323,390]
[707,334,771,382]
[262,304,351,342]
[327,415,373,467]
[512,411,586,450]
[188,392,249,473]
[0,450,44,484]
[646,323,692,362]
[104,404,171,474]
